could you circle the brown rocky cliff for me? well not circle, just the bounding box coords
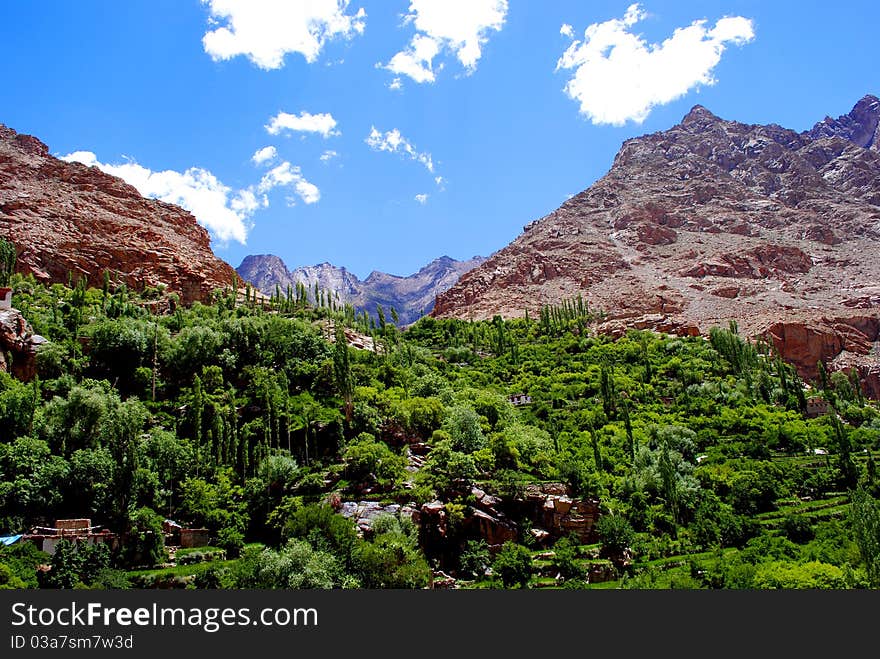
[432,95,880,391]
[0,124,241,304]
[0,307,46,381]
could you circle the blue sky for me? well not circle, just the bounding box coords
[1,1,877,279]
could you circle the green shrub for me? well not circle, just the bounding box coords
[492,542,532,588]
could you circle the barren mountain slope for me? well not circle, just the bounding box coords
[0,124,240,304]
[433,96,880,392]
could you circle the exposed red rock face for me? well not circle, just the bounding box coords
[0,124,241,304]
[0,307,45,381]
[762,316,880,398]
[680,245,812,279]
[432,95,880,391]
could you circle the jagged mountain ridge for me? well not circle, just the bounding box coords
[432,95,880,394]
[237,254,485,325]
[0,124,240,304]
[807,94,880,150]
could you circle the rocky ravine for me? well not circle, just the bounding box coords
[433,95,880,394]
[0,124,241,304]
[238,254,485,326]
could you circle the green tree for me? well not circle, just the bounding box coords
[334,323,354,425]
[40,540,110,589]
[831,415,858,490]
[418,439,478,493]
[444,405,486,453]
[353,527,431,588]
[342,433,405,486]
[752,561,846,589]
[68,448,114,517]
[237,539,346,589]
[551,535,584,580]
[284,504,359,569]
[0,237,15,287]
[118,507,166,568]
[849,487,880,587]
[0,373,39,438]
[0,563,26,589]
[459,539,491,580]
[599,363,616,418]
[0,543,47,589]
[492,541,532,588]
[103,398,149,525]
[596,514,634,558]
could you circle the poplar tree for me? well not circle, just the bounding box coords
[0,237,16,287]
[850,487,880,587]
[334,324,354,424]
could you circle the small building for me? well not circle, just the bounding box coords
[508,393,533,406]
[0,287,11,310]
[162,519,182,545]
[22,519,117,556]
[805,396,830,418]
[179,528,211,549]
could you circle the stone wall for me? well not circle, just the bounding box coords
[180,528,210,549]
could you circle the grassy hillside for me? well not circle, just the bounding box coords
[1,270,878,590]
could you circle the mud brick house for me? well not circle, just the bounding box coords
[23,519,118,556]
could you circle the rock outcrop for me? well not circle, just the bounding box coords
[761,316,880,396]
[238,254,485,326]
[807,94,880,151]
[432,95,880,390]
[0,307,46,381]
[416,482,600,571]
[521,484,600,545]
[337,501,419,537]
[0,124,241,304]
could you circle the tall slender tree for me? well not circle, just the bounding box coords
[850,487,880,587]
[334,323,354,425]
[0,237,16,287]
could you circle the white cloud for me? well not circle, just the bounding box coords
[201,0,366,69]
[61,151,257,244]
[560,23,574,38]
[434,175,445,189]
[415,193,429,205]
[231,188,267,216]
[251,145,277,166]
[258,162,320,204]
[62,151,99,167]
[556,3,754,126]
[385,33,442,84]
[365,126,434,173]
[266,111,339,138]
[388,77,404,91]
[384,0,507,84]
[320,150,338,162]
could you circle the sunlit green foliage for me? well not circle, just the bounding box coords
[0,271,877,589]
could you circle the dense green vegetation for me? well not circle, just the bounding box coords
[1,260,879,589]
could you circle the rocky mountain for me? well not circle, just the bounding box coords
[807,94,880,150]
[432,95,880,394]
[238,254,485,325]
[0,124,241,304]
